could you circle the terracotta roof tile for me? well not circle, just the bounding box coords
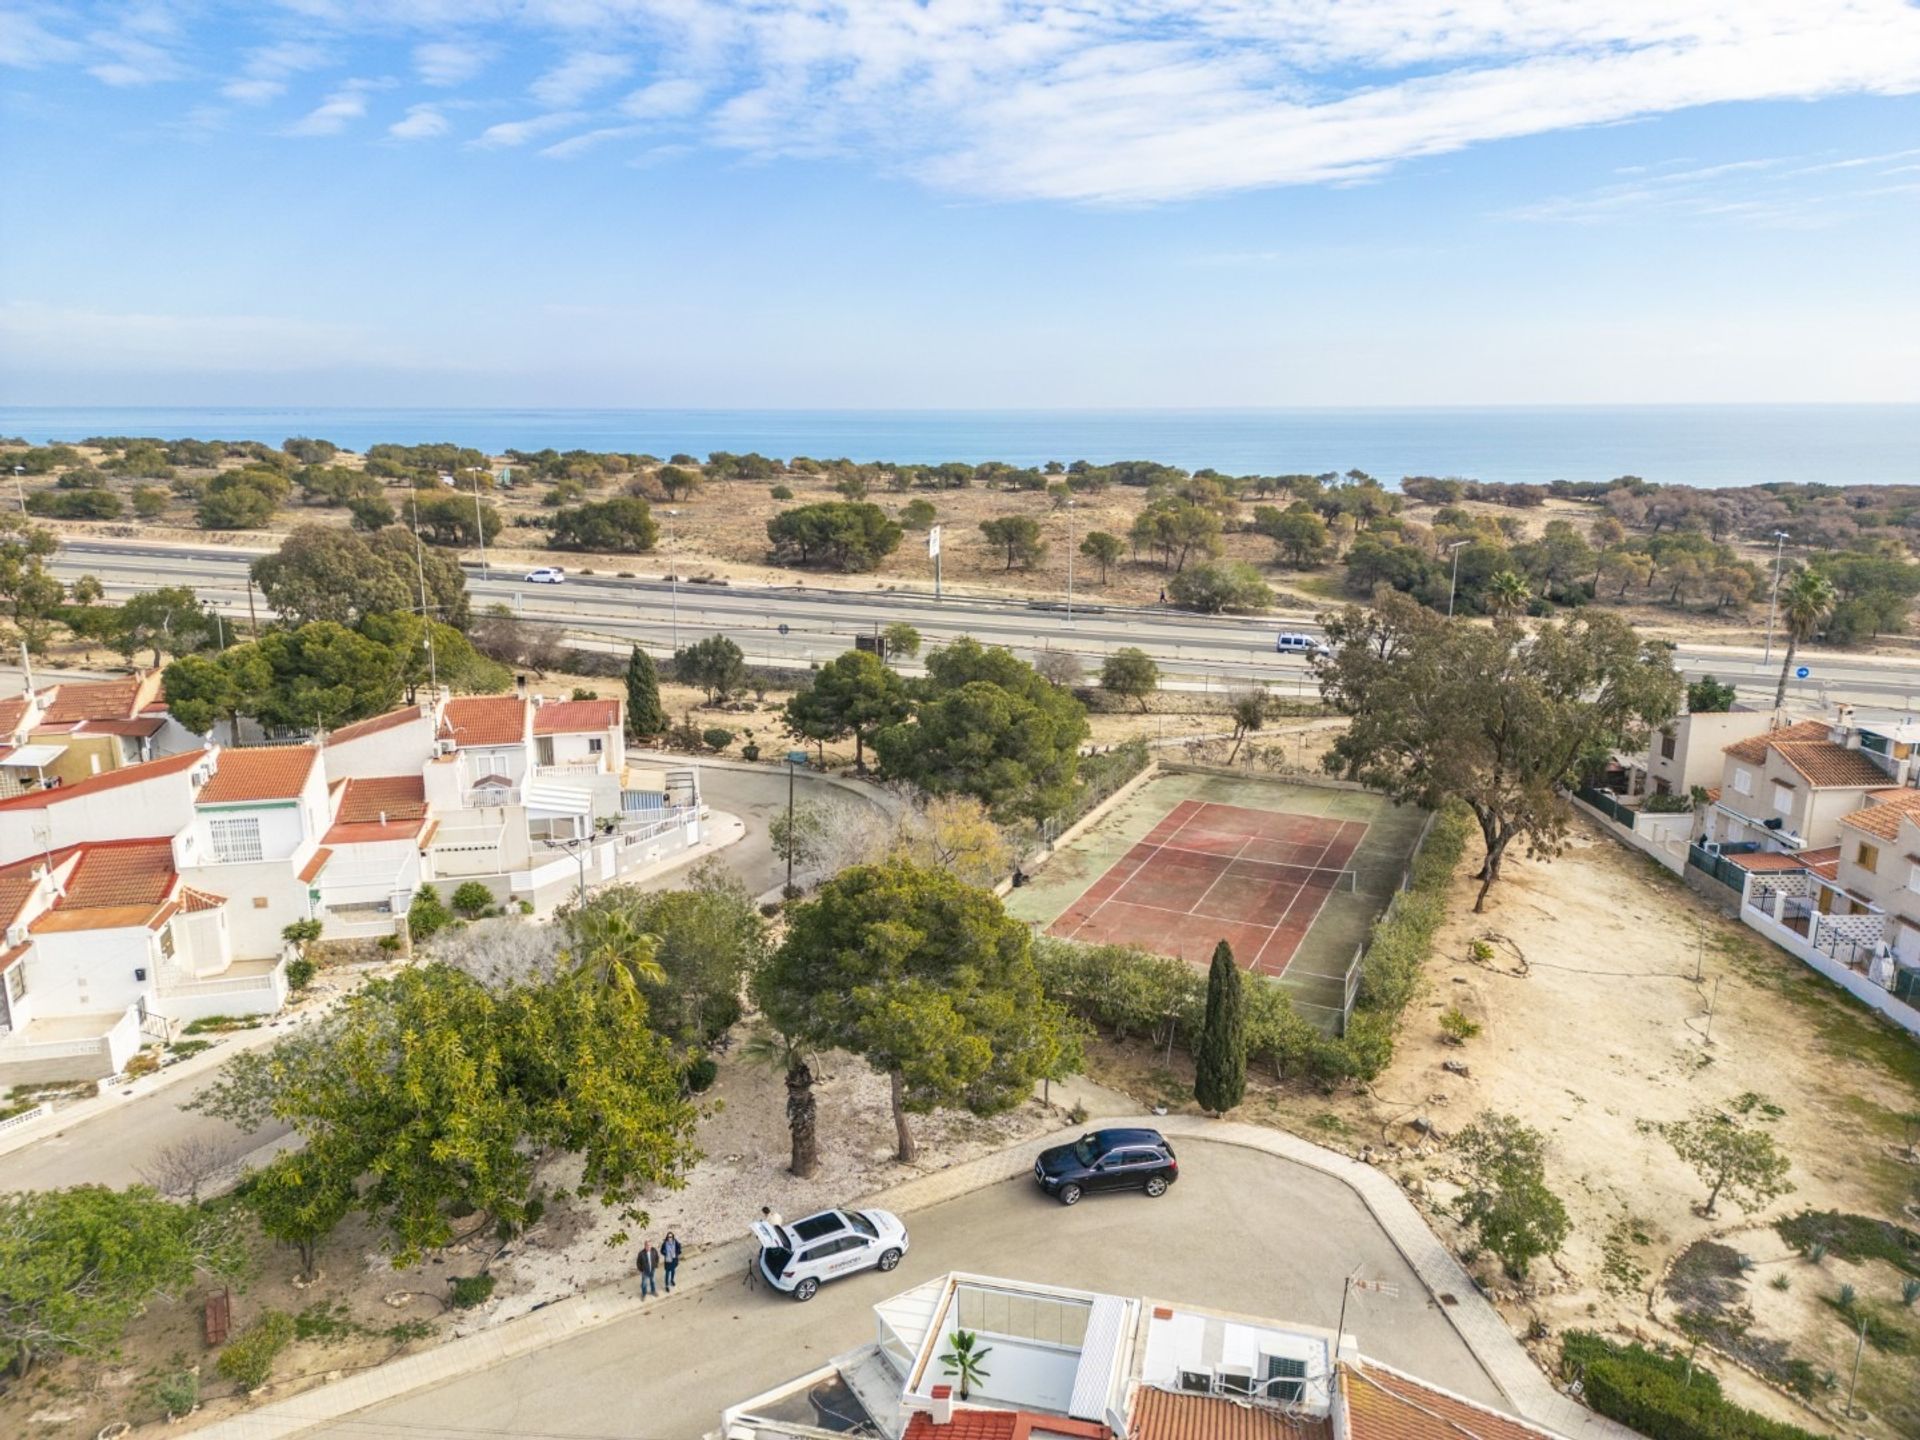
[1344,1363,1562,1440]
[335,776,427,824]
[0,748,205,811]
[0,696,32,734]
[325,705,427,745]
[534,698,621,735]
[440,696,527,748]
[1727,845,1841,875]
[73,716,166,739]
[902,1411,1108,1440]
[40,675,154,724]
[1770,741,1893,790]
[1130,1387,1331,1440]
[1840,788,1920,842]
[19,838,180,934]
[298,849,331,883]
[197,746,319,804]
[178,886,226,913]
[1722,719,1830,766]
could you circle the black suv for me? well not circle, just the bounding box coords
[1033,1128,1178,1205]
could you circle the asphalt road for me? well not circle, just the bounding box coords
[51,536,1920,711]
[306,1140,1504,1440]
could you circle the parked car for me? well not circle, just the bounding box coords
[1033,1128,1179,1206]
[526,566,565,584]
[752,1207,909,1301]
[1274,632,1328,657]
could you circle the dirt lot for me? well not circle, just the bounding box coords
[1082,818,1920,1438]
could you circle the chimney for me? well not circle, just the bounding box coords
[928,1385,954,1425]
[378,811,388,826]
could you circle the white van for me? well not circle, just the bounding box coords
[1275,632,1328,657]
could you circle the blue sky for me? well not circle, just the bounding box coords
[4,1,1919,408]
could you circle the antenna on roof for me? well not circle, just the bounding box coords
[18,640,32,699]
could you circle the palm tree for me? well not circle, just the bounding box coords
[742,1022,819,1178]
[564,902,665,1013]
[940,1330,993,1401]
[1487,569,1530,617]
[1773,567,1836,708]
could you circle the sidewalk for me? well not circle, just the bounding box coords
[191,1113,1636,1440]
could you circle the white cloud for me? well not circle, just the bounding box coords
[619,77,704,119]
[539,124,643,159]
[285,79,381,137]
[389,103,450,140]
[0,12,82,68]
[414,39,489,87]
[472,111,585,148]
[529,50,631,107]
[222,78,284,103]
[84,28,182,87]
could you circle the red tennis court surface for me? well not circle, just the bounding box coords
[1047,799,1369,976]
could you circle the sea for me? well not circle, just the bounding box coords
[2,405,1916,490]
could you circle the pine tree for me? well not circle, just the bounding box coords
[1193,940,1245,1114]
[625,646,666,739]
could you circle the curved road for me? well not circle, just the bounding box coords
[305,1140,1503,1440]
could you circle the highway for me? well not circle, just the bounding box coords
[50,537,1920,713]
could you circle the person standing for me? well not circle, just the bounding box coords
[636,1238,660,1298]
[761,1205,784,1228]
[661,1231,682,1292]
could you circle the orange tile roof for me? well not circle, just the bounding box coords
[1130,1387,1330,1440]
[40,675,154,724]
[298,848,331,883]
[178,886,226,913]
[0,939,27,974]
[534,698,621,735]
[903,1411,1108,1440]
[73,716,166,739]
[0,695,32,734]
[334,776,427,824]
[1840,788,1920,841]
[0,873,40,929]
[0,748,205,811]
[1721,719,1830,766]
[197,746,319,804]
[1343,1363,1561,1440]
[1770,741,1894,790]
[440,696,527,748]
[21,838,181,934]
[326,705,427,745]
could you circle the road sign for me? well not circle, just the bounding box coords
[777,623,790,635]
[927,525,941,557]
[1795,665,1811,680]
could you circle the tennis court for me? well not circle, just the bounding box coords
[1008,770,1427,1020]
[1048,799,1367,977]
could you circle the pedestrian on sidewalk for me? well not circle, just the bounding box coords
[636,1238,660,1298]
[661,1231,682,1292]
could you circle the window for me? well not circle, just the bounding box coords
[846,1212,878,1239]
[6,964,24,1002]
[1857,842,1880,873]
[159,926,174,958]
[1907,863,1920,895]
[1732,768,1752,796]
[208,815,263,863]
[587,737,604,754]
[1660,729,1676,760]
[1772,784,1793,815]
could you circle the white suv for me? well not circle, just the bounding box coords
[1275,632,1328,657]
[753,1207,909,1301]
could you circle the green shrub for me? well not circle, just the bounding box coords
[449,1273,496,1309]
[1439,1006,1480,1043]
[683,1055,718,1093]
[1562,1331,1823,1440]
[701,726,734,752]
[182,1013,264,1035]
[281,919,323,945]
[450,881,494,919]
[409,885,451,941]
[284,956,316,992]
[154,1370,199,1419]
[770,484,794,500]
[218,1309,295,1392]
[167,1039,213,1059]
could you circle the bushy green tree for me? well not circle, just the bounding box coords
[548,497,660,552]
[883,621,922,659]
[1101,647,1159,710]
[781,649,910,771]
[197,467,289,529]
[756,861,1080,1161]
[872,637,1088,820]
[1686,676,1737,713]
[766,501,903,572]
[675,634,748,703]
[979,515,1047,570]
[251,524,470,628]
[1452,1112,1570,1277]
[243,1155,354,1282]
[1193,941,1246,1114]
[27,489,124,520]
[1664,1105,1796,1218]
[625,646,666,737]
[1079,530,1123,583]
[410,491,502,547]
[1169,561,1273,614]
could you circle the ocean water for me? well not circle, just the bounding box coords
[2,405,1916,489]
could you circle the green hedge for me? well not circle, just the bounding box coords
[217,1310,294,1392]
[1032,802,1469,1086]
[1562,1332,1823,1440]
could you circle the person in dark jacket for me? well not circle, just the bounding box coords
[661,1231,682,1292]
[636,1239,660,1298]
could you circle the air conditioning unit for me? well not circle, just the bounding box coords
[4,923,25,947]
[436,739,456,756]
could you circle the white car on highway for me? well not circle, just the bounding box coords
[753,1207,909,1301]
[525,566,565,584]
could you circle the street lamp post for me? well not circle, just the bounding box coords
[1445,540,1470,618]
[11,466,23,513]
[1065,499,1075,624]
[665,509,680,652]
[785,757,796,896]
[471,472,490,580]
[1762,530,1789,665]
[544,835,589,907]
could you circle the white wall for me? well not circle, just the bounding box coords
[320,840,421,908]
[30,926,160,1018]
[0,770,200,861]
[322,714,437,779]
[177,858,312,958]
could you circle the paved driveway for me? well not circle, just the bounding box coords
[306,1139,1501,1439]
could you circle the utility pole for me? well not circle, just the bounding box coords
[1446,539,1470,618]
[409,488,436,690]
[471,472,490,580]
[930,524,942,599]
[1763,531,1789,665]
[1843,1312,1867,1419]
[244,579,260,641]
[785,757,796,895]
[665,509,679,652]
[10,465,23,513]
[1065,500,1076,624]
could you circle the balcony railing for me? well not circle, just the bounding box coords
[462,787,522,808]
[535,759,605,778]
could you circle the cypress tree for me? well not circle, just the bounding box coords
[625,646,667,739]
[1193,939,1246,1115]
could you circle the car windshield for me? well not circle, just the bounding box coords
[847,1212,878,1239]
[1073,1135,1101,1165]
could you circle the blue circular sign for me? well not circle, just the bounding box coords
[1794,665,1811,680]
